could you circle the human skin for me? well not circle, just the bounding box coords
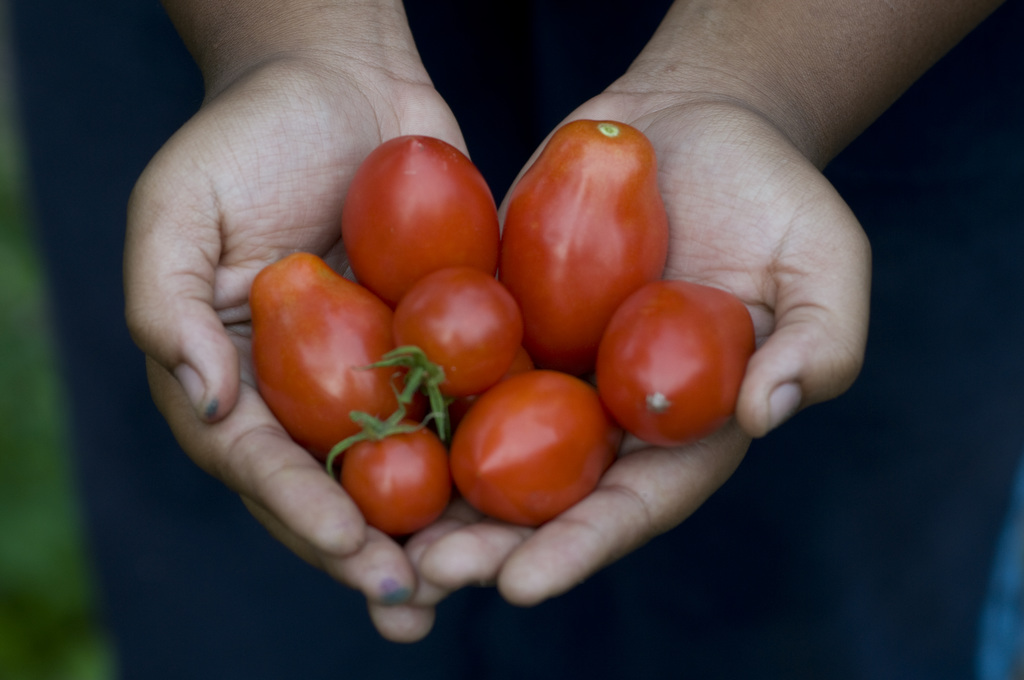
[125,0,1004,643]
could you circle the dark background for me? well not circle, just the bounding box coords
[5,0,1023,677]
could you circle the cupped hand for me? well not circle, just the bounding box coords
[124,52,465,642]
[383,89,870,631]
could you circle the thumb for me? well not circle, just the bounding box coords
[736,225,872,438]
[124,158,240,423]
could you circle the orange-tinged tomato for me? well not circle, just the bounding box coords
[499,120,669,375]
[250,252,404,460]
[596,279,755,446]
[341,135,500,307]
[449,370,619,526]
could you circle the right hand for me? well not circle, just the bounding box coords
[124,41,463,642]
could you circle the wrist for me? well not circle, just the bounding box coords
[607,0,1003,167]
[163,0,429,100]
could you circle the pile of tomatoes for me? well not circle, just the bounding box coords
[250,121,755,537]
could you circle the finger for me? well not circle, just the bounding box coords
[362,501,483,643]
[401,500,486,603]
[736,201,872,437]
[147,358,367,558]
[246,494,429,643]
[496,422,750,607]
[125,143,240,422]
[241,496,322,569]
[417,518,534,594]
[366,602,436,644]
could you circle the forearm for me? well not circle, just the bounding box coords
[620,0,1004,166]
[160,0,425,96]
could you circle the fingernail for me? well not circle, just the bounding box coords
[174,364,218,421]
[378,578,412,606]
[767,382,802,432]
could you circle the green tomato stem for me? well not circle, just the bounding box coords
[357,345,453,445]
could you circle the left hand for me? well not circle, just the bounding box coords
[369,82,871,640]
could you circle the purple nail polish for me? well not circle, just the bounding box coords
[202,397,219,421]
[379,578,412,605]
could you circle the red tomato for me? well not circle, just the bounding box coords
[596,280,755,446]
[341,135,500,307]
[250,252,405,460]
[447,345,534,432]
[340,424,451,536]
[449,370,619,526]
[499,120,669,375]
[392,266,523,398]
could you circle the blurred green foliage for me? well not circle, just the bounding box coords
[0,9,116,679]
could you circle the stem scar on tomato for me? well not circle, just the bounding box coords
[646,392,672,414]
[597,122,621,137]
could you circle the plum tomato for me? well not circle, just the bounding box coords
[340,423,451,537]
[595,279,755,446]
[499,120,669,375]
[250,252,406,460]
[341,135,500,307]
[392,266,523,398]
[449,370,619,526]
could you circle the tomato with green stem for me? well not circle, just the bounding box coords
[331,412,451,537]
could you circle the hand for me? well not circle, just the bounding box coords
[373,86,870,640]
[124,39,467,641]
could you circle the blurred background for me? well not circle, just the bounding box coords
[0,3,114,678]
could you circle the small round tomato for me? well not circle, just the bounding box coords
[596,279,755,446]
[340,424,451,536]
[341,136,500,307]
[499,120,668,375]
[449,370,619,526]
[393,266,523,398]
[250,252,406,460]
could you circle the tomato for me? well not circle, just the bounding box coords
[341,135,501,307]
[448,345,534,432]
[449,370,619,526]
[392,266,523,398]
[340,424,451,536]
[250,252,405,460]
[499,120,669,375]
[595,279,755,446]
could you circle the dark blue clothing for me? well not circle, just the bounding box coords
[11,1,1024,678]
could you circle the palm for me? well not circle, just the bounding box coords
[145,62,462,316]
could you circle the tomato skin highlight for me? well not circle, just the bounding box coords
[596,280,756,446]
[499,120,669,375]
[250,252,403,460]
[393,266,523,398]
[449,370,619,526]
[341,135,500,307]
[340,424,452,537]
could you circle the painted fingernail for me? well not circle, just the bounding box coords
[767,382,802,432]
[379,578,412,606]
[174,364,217,421]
